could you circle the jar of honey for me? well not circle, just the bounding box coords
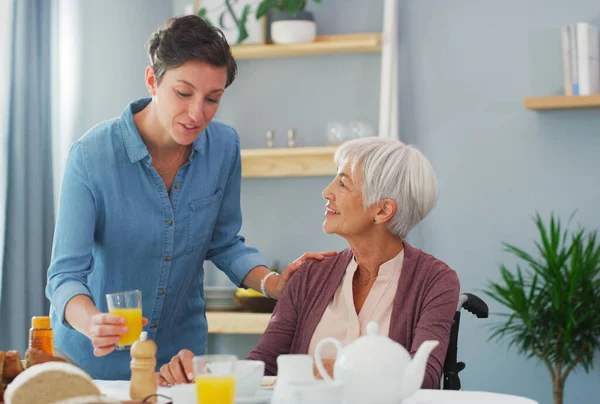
[29,316,54,355]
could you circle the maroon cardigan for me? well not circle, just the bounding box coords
[246,241,460,389]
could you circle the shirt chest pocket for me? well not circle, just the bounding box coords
[186,189,224,253]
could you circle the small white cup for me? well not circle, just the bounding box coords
[272,354,315,404]
[235,360,265,398]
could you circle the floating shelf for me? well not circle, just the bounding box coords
[231,33,382,60]
[524,94,600,110]
[241,146,338,179]
[207,311,271,334]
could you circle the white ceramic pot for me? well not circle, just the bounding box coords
[271,20,317,44]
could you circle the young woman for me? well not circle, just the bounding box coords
[46,15,333,380]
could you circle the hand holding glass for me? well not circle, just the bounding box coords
[106,290,143,349]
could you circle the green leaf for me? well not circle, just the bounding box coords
[284,0,305,15]
[256,0,275,19]
[236,5,251,44]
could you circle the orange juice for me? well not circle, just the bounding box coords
[109,308,142,347]
[195,376,236,404]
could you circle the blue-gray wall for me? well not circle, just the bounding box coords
[70,0,172,139]
[395,1,600,404]
[68,1,600,403]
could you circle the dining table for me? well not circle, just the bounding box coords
[94,379,540,404]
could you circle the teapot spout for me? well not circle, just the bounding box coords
[400,340,439,399]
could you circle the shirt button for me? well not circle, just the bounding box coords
[165,255,172,261]
[167,220,173,226]
[150,322,158,328]
[174,184,181,190]
[158,289,165,295]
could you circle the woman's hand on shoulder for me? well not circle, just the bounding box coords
[157,349,195,386]
[271,251,337,299]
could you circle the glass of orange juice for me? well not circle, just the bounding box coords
[193,355,237,404]
[106,289,142,350]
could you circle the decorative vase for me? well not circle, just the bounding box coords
[270,10,317,45]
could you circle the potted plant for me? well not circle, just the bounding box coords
[256,0,322,44]
[483,213,600,404]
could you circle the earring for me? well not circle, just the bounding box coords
[373,218,377,223]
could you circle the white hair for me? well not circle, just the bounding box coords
[334,137,439,239]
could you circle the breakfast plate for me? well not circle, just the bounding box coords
[260,376,276,390]
[236,389,272,403]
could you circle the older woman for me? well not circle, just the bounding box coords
[159,137,460,389]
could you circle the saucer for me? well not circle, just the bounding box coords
[260,376,277,390]
[236,389,272,403]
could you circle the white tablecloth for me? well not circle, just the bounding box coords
[405,390,539,404]
[94,380,539,404]
[95,380,170,403]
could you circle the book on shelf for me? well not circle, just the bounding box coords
[561,22,599,95]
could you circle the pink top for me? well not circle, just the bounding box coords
[307,250,404,359]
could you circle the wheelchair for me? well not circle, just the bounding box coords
[442,293,489,390]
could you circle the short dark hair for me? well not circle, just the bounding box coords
[146,15,237,88]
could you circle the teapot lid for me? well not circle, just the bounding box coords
[365,322,379,336]
[340,321,410,371]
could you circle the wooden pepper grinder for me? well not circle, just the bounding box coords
[130,331,158,403]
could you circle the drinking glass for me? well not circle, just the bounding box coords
[194,355,237,404]
[105,289,143,349]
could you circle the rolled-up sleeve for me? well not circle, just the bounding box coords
[206,132,266,285]
[46,142,96,326]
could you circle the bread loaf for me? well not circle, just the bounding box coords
[0,351,6,402]
[24,347,66,368]
[4,362,101,404]
[2,352,23,382]
[0,350,23,402]
[0,349,71,402]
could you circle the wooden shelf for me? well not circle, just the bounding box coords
[524,94,600,110]
[231,33,382,60]
[241,146,338,179]
[207,311,271,334]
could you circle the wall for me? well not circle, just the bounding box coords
[396,1,600,403]
[67,0,172,142]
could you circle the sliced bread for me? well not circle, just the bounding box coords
[4,362,101,404]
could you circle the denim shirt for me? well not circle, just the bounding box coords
[46,98,265,380]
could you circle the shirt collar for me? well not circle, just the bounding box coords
[120,97,207,163]
[347,248,405,282]
[376,249,404,281]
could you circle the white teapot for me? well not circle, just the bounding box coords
[314,321,439,404]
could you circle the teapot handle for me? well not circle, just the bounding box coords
[314,337,342,382]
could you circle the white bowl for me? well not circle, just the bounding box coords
[271,20,317,44]
[235,360,265,398]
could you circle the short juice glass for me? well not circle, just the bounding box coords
[193,355,237,404]
[106,289,142,349]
